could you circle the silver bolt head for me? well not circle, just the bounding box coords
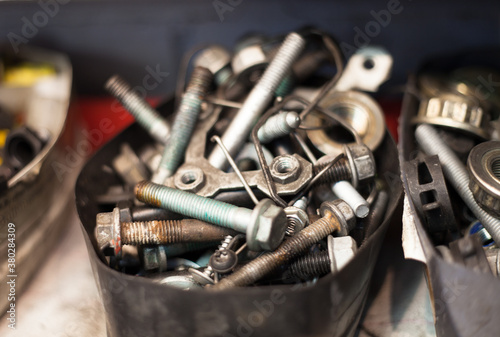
[284,206,309,235]
[95,208,121,255]
[247,199,287,251]
[270,154,302,184]
[194,46,231,76]
[327,235,358,273]
[345,144,376,187]
[320,199,356,236]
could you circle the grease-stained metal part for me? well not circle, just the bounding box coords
[120,219,238,245]
[142,246,168,272]
[135,181,287,251]
[211,135,259,205]
[468,140,500,217]
[415,123,500,245]
[105,75,170,144]
[152,67,213,183]
[211,199,355,289]
[257,111,300,143]
[209,32,306,171]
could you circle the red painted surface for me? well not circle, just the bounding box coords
[75,96,401,153]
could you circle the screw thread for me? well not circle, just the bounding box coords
[415,124,500,244]
[135,181,247,231]
[257,33,305,93]
[312,158,352,187]
[121,220,182,245]
[212,214,340,289]
[156,67,213,179]
[105,75,170,143]
[257,111,300,143]
[275,73,295,97]
[288,251,330,279]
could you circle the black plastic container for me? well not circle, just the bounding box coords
[76,98,402,337]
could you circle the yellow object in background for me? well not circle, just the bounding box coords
[4,63,56,87]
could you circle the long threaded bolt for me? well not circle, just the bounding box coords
[121,219,237,245]
[312,157,352,187]
[105,75,170,144]
[257,111,300,143]
[415,124,500,244]
[152,67,213,183]
[288,251,331,279]
[208,32,306,170]
[135,181,287,251]
[211,199,355,289]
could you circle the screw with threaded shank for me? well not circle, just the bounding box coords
[208,32,306,170]
[415,124,500,244]
[105,75,170,144]
[211,199,355,289]
[257,111,301,143]
[152,67,213,184]
[135,181,288,251]
[287,251,331,279]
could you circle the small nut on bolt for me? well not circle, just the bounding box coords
[468,140,500,217]
[284,206,309,235]
[270,154,302,184]
[345,144,376,187]
[320,199,356,236]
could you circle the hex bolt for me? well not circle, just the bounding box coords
[257,111,301,143]
[208,32,306,170]
[211,199,355,289]
[135,181,288,251]
[105,75,170,144]
[95,207,236,256]
[287,235,357,279]
[415,124,500,244]
[152,67,213,183]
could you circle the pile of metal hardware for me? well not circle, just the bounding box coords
[95,29,394,289]
[404,67,500,276]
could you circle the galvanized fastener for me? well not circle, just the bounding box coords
[211,199,355,289]
[105,75,170,144]
[152,66,213,184]
[257,111,300,143]
[208,32,306,170]
[135,181,288,251]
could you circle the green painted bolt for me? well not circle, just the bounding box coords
[105,75,170,144]
[152,66,213,184]
[135,181,288,251]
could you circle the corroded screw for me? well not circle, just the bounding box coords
[211,199,355,289]
[208,32,306,170]
[96,207,236,256]
[257,111,301,143]
[105,75,170,144]
[152,66,213,183]
[135,181,288,251]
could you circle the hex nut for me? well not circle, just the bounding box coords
[231,44,268,85]
[247,199,288,251]
[284,206,309,235]
[345,144,376,187]
[174,167,206,193]
[142,246,167,272]
[270,154,302,184]
[194,46,231,76]
[320,199,356,236]
[468,141,500,217]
